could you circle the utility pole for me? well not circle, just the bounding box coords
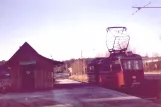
[93,49,95,58]
[81,50,83,59]
[81,50,84,74]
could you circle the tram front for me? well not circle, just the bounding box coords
[121,52,144,87]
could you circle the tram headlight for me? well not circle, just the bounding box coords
[132,76,136,79]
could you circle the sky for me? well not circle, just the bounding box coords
[0,0,161,61]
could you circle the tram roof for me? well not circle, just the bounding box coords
[88,53,142,66]
[88,57,110,66]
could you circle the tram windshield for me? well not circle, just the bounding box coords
[122,60,143,70]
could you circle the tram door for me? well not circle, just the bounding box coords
[111,61,125,88]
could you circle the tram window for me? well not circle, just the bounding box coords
[123,62,127,69]
[133,60,139,70]
[123,60,143,70]
[127,61,132,70]
[123,61,132,70]
[133,60,143,70]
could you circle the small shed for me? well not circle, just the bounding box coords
[3,42,63,92]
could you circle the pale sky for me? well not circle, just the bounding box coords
[0,0,161,61]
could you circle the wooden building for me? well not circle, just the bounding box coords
[3,42,63,92]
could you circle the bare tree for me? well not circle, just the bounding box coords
[105,52,110,57]
[152,52,160,57]
[71,59,87,75]
[145,52,149,58]
[96,53,102,57]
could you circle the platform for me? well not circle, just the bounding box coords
[0,79,159,107]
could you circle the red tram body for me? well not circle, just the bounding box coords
[87,26,145,89]
[87,51,144,89]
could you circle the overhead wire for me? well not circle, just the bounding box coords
[132,0,157,15]
[105,0,157,52]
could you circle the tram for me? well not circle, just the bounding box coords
[87,27,144,89]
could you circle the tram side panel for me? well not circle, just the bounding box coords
[87,64,125,89]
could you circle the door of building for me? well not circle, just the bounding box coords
[21,64,35,91]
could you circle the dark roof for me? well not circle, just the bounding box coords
[88,52,143,66]
[142,57,161,60]
[0,61,6,66]
[5,42,63,66]
[39,54,64,65]
[88,57,105,66]
[90,57,105,62]
[98,58,110,64]
[109,52,142,60]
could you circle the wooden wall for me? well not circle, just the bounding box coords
[7,57,55,91]
[3,42,59,91]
